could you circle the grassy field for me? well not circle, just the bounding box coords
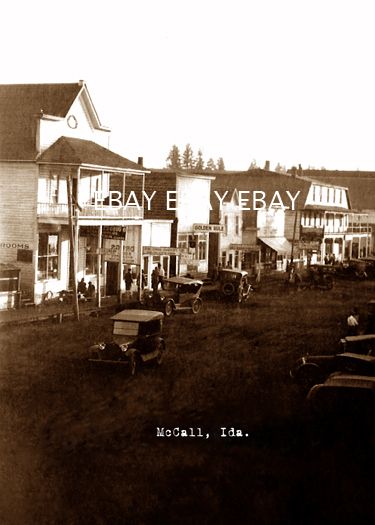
[1,278,375,525]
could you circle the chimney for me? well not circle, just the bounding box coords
[264,160,270,171]
[137,156,143,167]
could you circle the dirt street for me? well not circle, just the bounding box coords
[1,280,375,524]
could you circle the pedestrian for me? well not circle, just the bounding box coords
[347,307,360,336]
[124,268,133,296]
[77,277,87,295]
[151,265,159,295]
[86,281,96,299]
[158,263,165,290]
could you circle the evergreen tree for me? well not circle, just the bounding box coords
[216,157,225,171]
[195,149,205,171]
[166,145,181,169]
[206,158,216,171]
[182,143,195,170]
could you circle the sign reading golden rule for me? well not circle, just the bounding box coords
[193,224,225,233]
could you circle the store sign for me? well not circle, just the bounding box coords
[142,246,181,256]
[297,241,321,250]
[80,226,127,240]
[193,224,225,233]
[230,244,260,252]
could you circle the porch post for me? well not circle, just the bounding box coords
[96,224,102,308]
[67,175,80,321]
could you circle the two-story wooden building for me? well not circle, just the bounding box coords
[0,81,149,305]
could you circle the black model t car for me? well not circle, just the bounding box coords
[202,269,253,303]
[290,352,375,389]
[144,277,203,317]
[89,309,165,375]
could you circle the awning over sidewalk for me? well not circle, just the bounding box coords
[259,237,292,256]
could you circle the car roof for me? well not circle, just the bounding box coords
[219,269,248,276]
[111,309,164,322]
[338,353,375,363]
[324,373,375,389]
[342,334,375,342]
[164,277,203,285]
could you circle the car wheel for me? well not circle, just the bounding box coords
[129,351,141,376]
[295,364,322,388]
[223,282,235,296]
[164,300,174,317]
[155,340,165,366]
[192,298,202,314]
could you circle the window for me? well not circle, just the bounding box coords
[224,215,228,235]
[198,240,206,260]
[48,174,59,204]
[37,233,59,280]
[235,215,240,236]
[85,236,98,274]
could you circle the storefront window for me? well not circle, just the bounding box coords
[37,233,59,280]
[86,236,98,274]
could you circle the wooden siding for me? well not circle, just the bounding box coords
[0,162,38,292]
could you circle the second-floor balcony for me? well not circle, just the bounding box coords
[37,202,144,220]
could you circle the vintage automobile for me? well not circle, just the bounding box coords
[339,333,375,355]
[89,309,165,375]
[144,277,203,317]
[290,352,375,389]
[334,259,369,280]
[307,374,375,433]
[287,264,334,290]
[201,269,254,303]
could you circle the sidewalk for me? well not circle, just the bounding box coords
[0,295,121,328]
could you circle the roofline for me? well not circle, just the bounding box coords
[36,160,150,174]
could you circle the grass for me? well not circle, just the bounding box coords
[1,279,375,524]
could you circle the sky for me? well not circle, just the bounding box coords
[1,0,375,171]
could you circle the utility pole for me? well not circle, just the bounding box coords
[67,176,80,321]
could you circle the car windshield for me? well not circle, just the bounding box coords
[113,321,139,337]
[138,319,162,336]
[163,281,177,291]
[220,272,240,282]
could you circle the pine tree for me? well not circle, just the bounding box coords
[195,149,205,171]
[166,145,181,169]
[206,158,216,171]
[216,157,225,171]
[182,143,195,170]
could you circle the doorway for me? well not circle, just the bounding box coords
[106,261,118,295]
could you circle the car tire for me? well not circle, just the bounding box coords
[192,298,202,314]
[129,351,141,376]
[164,300,174,317]
[223,282,235,296]
[295,364,322,388]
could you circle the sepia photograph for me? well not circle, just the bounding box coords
[1,1,375,524]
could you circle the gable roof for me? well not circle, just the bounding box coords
[37,136,146,172]
[0,81,108,161]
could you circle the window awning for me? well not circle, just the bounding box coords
[259,237,292,256]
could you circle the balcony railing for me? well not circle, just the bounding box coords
[347,225,372,233]
[37,203,68,216]
[80,204,143,220]
[37,202,143,220]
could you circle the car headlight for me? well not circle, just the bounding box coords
[120,343,129,353]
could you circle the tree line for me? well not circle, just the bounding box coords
[166,144,225,171]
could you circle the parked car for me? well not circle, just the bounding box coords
[339,334,375,355]
[307,374,375,437]
[201,269,254,303]
[89,309,165,375]
[144,277,203,317]
[290,352,375,389]
[288,264,334,290]
[334,259,368,280]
